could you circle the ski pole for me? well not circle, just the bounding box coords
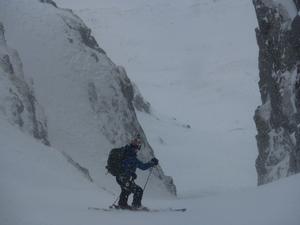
[142,167,154,192]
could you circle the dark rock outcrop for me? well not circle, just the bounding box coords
[60,13,106,55]
[253,0,300,185]
[39,0,57,8]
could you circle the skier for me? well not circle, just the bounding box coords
[115,136,159,210]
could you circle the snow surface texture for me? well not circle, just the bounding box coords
[55,0,260,194]
[253,0,300,184]
[0,0,175,196]
[0,117,299,225]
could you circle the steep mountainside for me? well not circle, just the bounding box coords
[253,0,300,185]
[0,0,175,195]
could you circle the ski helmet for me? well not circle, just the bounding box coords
[130,134,142,150]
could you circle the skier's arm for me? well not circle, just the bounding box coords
[136,159,153,170]
[136,158,158,170]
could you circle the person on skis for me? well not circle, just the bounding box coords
[116,135,159,210]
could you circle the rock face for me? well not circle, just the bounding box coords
[0,23,49,145]
[253,0,300,185]
[0,0,176,195]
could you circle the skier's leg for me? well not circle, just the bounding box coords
[116,176,132,208]
[131,183,143,208]
[118,188,130,207]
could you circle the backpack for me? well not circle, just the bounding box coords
[106,147,126,176]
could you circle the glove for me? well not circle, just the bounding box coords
[131,173,137,180]
[151,158,159,166]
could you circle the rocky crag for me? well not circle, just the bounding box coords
[253,0,300,185]
[0,23,49,145]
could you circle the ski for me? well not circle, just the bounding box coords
[88,206,186,213]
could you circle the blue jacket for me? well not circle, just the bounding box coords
[121,145,154,177]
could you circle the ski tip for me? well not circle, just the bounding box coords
[170,208,187,212]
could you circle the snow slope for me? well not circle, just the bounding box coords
[0,0,175,196]
[0,116,299,225]
[55,0,260,194]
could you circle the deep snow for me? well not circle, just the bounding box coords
[0,117,299,225]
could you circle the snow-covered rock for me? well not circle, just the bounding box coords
[0,0,175,195]
[253,0,300,185]
[0,23,49,145]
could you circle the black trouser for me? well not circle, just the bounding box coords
[116,175,143,208]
